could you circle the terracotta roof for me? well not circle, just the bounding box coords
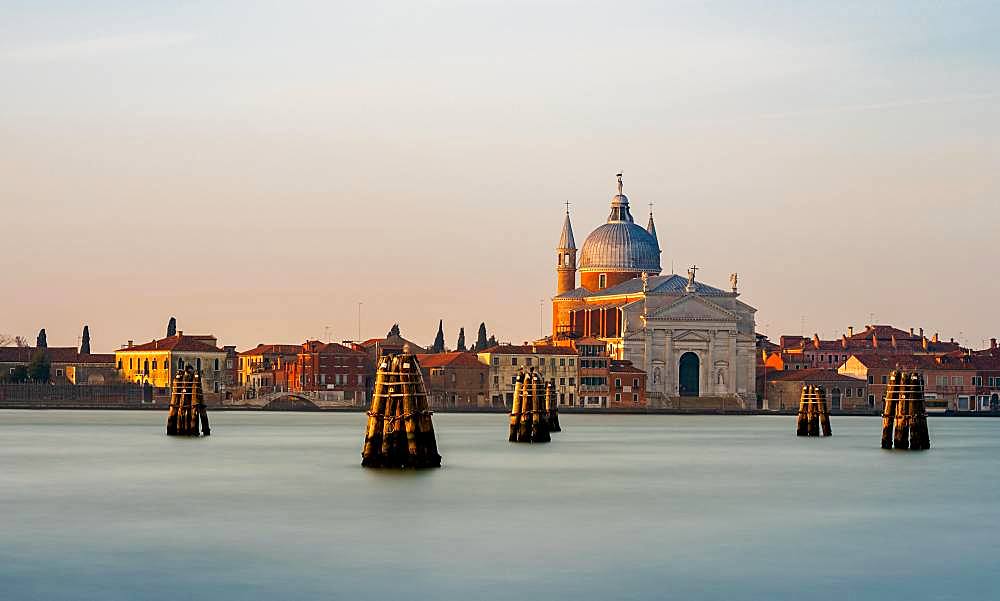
[239,344,301,356]
[609,361,645,375]
[847,353,976,371]
[574,337,606,346]
[479,344,579,356]
[415,352,486,369]
[0,347,115,364]
[118,335,224,354]
[301,341,367,356]
[768,368,864,383]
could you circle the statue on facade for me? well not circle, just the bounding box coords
[730,272,739,293]
[685,265,698,293]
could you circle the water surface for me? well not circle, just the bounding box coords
[1,411,997,600]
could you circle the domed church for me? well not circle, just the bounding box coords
[552,175,758,408]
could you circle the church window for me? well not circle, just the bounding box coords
[599,274,607,289]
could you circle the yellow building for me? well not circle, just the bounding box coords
[477,344,580,408]
[115,333,227,393]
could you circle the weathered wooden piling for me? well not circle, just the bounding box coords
[166,367,210,437]
[817,385,832,437]
[545,381,561,433]
[881,372,900,449]
[880,370,930,451]
[806,385,821,437]
[509,368,551,443]
[796,385,832,437]
[796,385,810,436]
[361,354,441,468]
[905,372,931,450]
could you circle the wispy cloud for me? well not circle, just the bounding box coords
[2,32,194,62]
[756,92,1000,120]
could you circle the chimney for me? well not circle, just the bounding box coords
[847,326,854,337]
[919,327,924,338]
[992,338,997,350]
[950,337,955,344]
[909,327,914,335]
[127,340,133,348]
[178,330,184,337]
[933,333,939,343]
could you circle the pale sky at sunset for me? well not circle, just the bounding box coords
[2,1,998,352]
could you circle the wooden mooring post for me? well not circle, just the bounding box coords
[796,385,832,437]
[545,381,561,433]
[508,368,551,443]
[166,367,210,437]
[361,353,441,468]
[881,370,931,451]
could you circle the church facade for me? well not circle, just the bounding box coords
[551,175,758,408]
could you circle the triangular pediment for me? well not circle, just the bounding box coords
[673,329,711,342]
[647,294,738,322]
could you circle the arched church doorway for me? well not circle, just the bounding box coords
[679,352,700,397]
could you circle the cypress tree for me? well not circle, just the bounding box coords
[456,328,467,352]
[167,317,177,337]
[80,325,91,355]
[28,349,51,383]
[36,329,47,349]
[476,322,488,351]
[431,320,445,353]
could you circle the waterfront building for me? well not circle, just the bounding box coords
[609,360,647,408]
[763,325,964,372]
[238,344,301,392]
[415,352,489,409]
[551,175,757,409]
[284,341,373,404]
[839,353,1000,413]
[763,368,868,413]
[114,333,227,393]
[358,333,427,362]
[0,347,116,384]
[477,344,579,408]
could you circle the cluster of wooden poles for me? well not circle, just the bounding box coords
[166,367,211,437]
[795,385,832,437]
[881,370,931,450]
[508,368,561,443]
[361,354,441,468]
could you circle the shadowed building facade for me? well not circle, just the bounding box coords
[551,175,757,409]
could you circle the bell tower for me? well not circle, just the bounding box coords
[556,203,577,295]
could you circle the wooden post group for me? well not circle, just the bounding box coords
[881,370,931,450]
[508,368,554,443]
[166,367,211,437]
[795,385,832,437]
[362,354,441,468]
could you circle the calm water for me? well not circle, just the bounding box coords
[1,411,997,601]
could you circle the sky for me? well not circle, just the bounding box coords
[1,1,998,352]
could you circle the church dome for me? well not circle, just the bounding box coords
[578,177,661,274]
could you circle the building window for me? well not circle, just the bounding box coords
[569,378,575,385]
[569,359,575,366]
[117,360,122,369]
[560,358,565,366]
[526,358,533,366]
[196,358,202,371]
[615,393,621,403]
[881,375,887,385]
[972,376,983,386]
[494,376,499,386]
[511,376,517,385]
[857,388,864,397]
[511,358,518,366]
[615,378,621,388]
[846,388,852,397]
[953,376,962,386]
[598,274,607,289]
[492,357,499,366]
[560,378,566,385]
[214,358,220,371]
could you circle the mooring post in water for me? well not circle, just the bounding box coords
[893,371,911,450]
[881,371,899,449]
[194,371,210,436]
[509,370,524,442]
[806,385,820,437]
[361,353,441,468]
[908,372,931,450]
[796,385,809,436]
[818,385,832,437]
[545,381,561,433]
[530,371,551,443]
[166,369,182,435]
